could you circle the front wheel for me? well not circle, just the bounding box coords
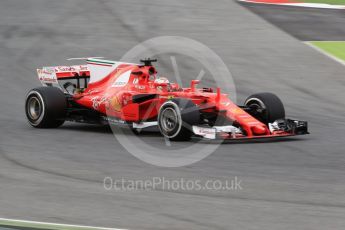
[158,99,200,141]
[244,92,285,124]
[25,87,67,128]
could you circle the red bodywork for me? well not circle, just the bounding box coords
[58,62,294,139]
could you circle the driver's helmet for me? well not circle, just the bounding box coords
[154,77,170,84]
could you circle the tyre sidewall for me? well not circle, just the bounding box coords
[245,92,285,124]
[158,101,183,139]
[25,87,66,128]
[26,91,46,126]
[158,99,200,141]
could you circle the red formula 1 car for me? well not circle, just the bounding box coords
[25,58,308,141]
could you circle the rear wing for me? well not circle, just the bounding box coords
[37,65,90,90]
[37,58,137,91]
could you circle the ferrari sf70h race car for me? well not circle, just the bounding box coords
[25,58,308,141]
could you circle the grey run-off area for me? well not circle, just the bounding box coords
[240,2,345,41]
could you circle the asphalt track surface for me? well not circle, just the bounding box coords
[1,0,345,229]
[240,2,345,41]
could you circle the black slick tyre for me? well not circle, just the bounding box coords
[25,87,67,128]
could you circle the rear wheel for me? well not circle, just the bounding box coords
[158,99,200,141]
[244,92,285,124]
[25,87,67,128]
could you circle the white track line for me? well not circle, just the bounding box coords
[304,42,345,66]
[305,40,345,42]
[0,218,128,230]
[238,0,345,9]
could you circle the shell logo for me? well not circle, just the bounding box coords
[110,96,122,112]
[230,107,244,114]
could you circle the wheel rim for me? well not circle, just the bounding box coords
[161,107,179,133]
[246,98,268,122]
[27,96,42,120]
[249,102,262,111]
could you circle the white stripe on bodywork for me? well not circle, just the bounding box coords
[87,62,121,83]
[87,59,137,83]
[111,70,132,87]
